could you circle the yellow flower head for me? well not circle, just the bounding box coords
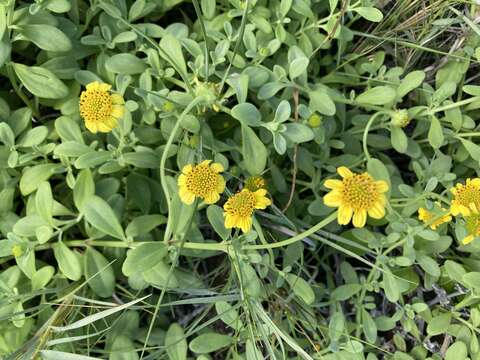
[11,245,23,257]
[463,214,480,244]
[323,166,388,228]
[450,178,480,216]
[224,189,271,233]
[418,205,452,230]
[178,160,225,205]
[79,81,125,133]
[245,176,266,192]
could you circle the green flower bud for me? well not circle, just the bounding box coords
[11,245,23,257]
[163,101,175,112]
[308,113,323,128]
[391,109,410,128]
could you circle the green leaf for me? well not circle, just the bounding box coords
[356,86,396,105]
[75,151,113,169]
[445,342,468,360]
[426,313,451,336]
[36,182,53,223]
[84,247,115,298]
[165,323,187,360]
[463,272,480,290]
[362,309,377,343]
[284,273,315,305]
[110,335,139,360]
[390,126,408,153]
[309,90,336,116]
[329,311,344,341]
[31,266,55,291]
[20,164,63,195]
[331,284,361,301]
[13,63,69,99]
[242,125,267,175]
[122,242,168,276]
[459,138,480,161]
[53,242,82,281]
[0,122,14,147]
[353,7,383,22]
[200,0,215,18]
[125,215,166,238]
[207,205,230,241]
[40,350,101,360]
[189,333,233,354]
[84,196,125,240]
[383,270,400,302]
[18,24,72,52]
[73,169,95,212]
[106,54,148,75]
[215,301,243,330]
[289,57,309,79]
[283,123,314,143]
[428,116,444,149]
[397,71,425,98]
[159,34,187,77]
[231,103,262,126]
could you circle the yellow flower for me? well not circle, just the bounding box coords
[450,178,480,216]
[323,166,388,228]
[224,189,271,233]
[418,205,452,230]
[178,160,225,205]
[11,245,23,257]
[463,214,480,244]
[245,176,266,192]
[79,81,125,133]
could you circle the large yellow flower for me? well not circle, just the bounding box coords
[418,205,452,230]
[178,160,225,205]
[450,178,480,216]
[79,81,125,133]
[224,189,271,233]
[323,167,388,228]
[463,214,480,244]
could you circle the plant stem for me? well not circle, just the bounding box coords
[160,96,205,244]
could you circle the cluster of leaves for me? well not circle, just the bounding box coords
[2,0,480,359]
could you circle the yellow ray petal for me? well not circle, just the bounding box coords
[203,191,220,204]
[210,162,224,173]
[375,180,389,193]
[368,201,386,219]
[337,166,353,178]
[323,190,342,207]
[179,188,195,205]
[324,179,343,190]
[338,206,353,225]
[352,209,367,228]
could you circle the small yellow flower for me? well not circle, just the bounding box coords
[224,189,271,233]
[450,178,480,216]
[323,166,388,228]
[463,214,480,244]
[178,160,225,205]
[418,205,452,230]
[245,176,266,192]
[11,245,23,257]
[79,81,125,133]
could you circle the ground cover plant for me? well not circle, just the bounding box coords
[2,0,480,359]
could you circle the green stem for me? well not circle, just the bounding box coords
[429,96,480,113]
[160,96,205,243]
[242,211,337,250]
[6,63,39,116]
[362,112,388,161]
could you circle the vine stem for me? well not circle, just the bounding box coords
[362,111,388,161]
[160,96,205,244]
[37,212,338,253]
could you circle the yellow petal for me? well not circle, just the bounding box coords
[216,175,226,193]
[99,83,112,92]
[338,206,353,225]
[254,190,271,209]
[199,159,212,167]
[85,121,98,133]
[240,216,253,233]
[111,93,125,105]
[86,81,100,91]
[337,166,353,178]
[111,105,124,119]
[324,191,342,207]
[324,179,343,190]
[376,180,389,193]
[97,121,114,133]
[352,209,367,228]
[203,191,220,204]
[182,164,193,174]
[463,234,475,245]
[210,162,224,173]
[368,201,385,219]
[224,213,239,229]
[471,178,480,187]
[178,174,187,187]
[179,188,195,205]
